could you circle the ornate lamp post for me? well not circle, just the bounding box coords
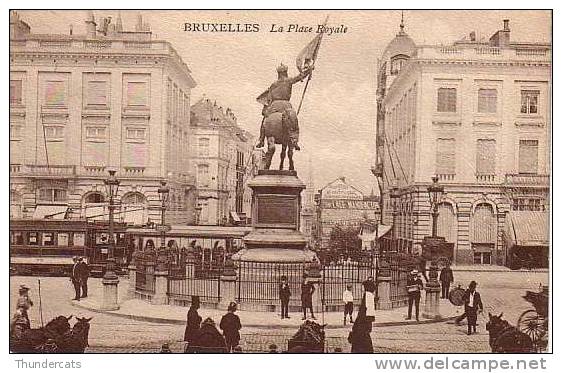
[389,184,400,252]
[428,175,444,238]
[195,203,202,225]
[101,169,120,310]
[103,169,120,281]
[158,180,170,250]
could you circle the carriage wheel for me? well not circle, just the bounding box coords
[517,310,547,349]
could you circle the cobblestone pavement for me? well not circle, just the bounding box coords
[10,272,547,353]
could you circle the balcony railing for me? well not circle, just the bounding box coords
[476,174,496,183]
[25,165,76,177]
[504,173,550,187]
[436,173,455,182]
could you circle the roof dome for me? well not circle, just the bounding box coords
[382,23,416,61]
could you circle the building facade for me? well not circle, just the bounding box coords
[374,19,551,265]
[189,98,257,225]
[9,11,198,225]
[315,177,381,249]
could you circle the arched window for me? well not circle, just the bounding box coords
[390,54,409,75]
[10,190,22,219]
[83,192,107,221]
[470,203,496,265]
[121,192,148,225]
[437,202,457,249]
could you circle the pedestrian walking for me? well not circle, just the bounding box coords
[439,263,454,299]
[77,257,90,298]
[184,296,202,350]
[343,284,354,325]
[279,276,291,319]
[70,256,81,301]
[406,269,424,321]
[219,302,242,352]
[301,277,315,320]
[348,314,373,353]
[462,281,483,335]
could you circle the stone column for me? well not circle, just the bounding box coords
[218,259,237,310]
[151,269,169,305]
[422,261,442,319]
[101,276,120,311]
[376,263,392,310]
[126,264,137,300]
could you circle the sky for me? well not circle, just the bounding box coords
[18,10,551,194]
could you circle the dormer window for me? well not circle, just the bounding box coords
[390,55,409,75]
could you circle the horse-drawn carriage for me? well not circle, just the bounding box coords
[517,285,548,351]
[287,320,326,353]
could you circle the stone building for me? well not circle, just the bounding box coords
[189,98,257,225]
[373,18,551,265]
[9,11,198,225]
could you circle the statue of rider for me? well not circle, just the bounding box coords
[256,63,314,151]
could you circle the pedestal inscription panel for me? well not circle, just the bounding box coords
[256,194,298,227]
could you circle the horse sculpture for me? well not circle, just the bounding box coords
[262,112,296,171]
[10,315,92,353]
[486,313,534,353]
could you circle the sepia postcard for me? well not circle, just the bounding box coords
[7,8,552,363]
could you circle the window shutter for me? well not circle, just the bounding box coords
[476,139,496,175]
[518,140,538,174]
[436,138,455,174]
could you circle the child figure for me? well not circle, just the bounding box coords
[343,284,354,325]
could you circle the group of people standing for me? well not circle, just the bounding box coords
[279,275,316,320]
[70,256,90,301]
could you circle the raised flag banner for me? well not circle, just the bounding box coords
[296,33,323,72]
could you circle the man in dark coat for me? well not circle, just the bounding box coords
[219,302,242,352]
[462,281,483,335]
[77,257,90,298]
[184,296,202,349]
[186,318,227,353]
[70,256,81,301]
[406,269,424,321]
[301,278,315,320]
[439,263,454,299]
[279,276,291,319]
[348,314,373,353]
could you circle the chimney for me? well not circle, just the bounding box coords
[85,11,97,38]
[489,19,510,48]
[503,19,510,31]
[469,31,476,42]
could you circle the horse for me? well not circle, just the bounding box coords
[262,112,296,171]
[486,313,535,353]
[10,315,72,353]
[54,317,92,353]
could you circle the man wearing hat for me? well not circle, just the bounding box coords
[219,301,242,352]
[406,269,424,321]
[462,281,483,335]
[279,275,291,319]
[184,296,202,350]
[70,256,82,301]
[77,257,90,298]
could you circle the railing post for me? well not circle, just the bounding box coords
[218,259,237,310]
[126,263,137,300]
[151,251,169,305]
[376,259,392,310]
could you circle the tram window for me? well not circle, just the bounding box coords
[73,233,85,246]
[42,232,55,246]
[96,233,109,245]
[58,233,69,246]
[116,233,125,245]
[10,231,24,245]
[28,232,39,245]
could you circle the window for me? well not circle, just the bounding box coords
[44,80,66,106]
[86,127,107,139]
[476,139,496,175]
[57,233,69,246]
[520,90,539,114]
[436,138,455,175]
[519,140,538,174]
[478,89,497,113]
[73,233,85,246]
[199,138,210,157]
[44,126,64,139]
[28,232,39,245]
[437,88,457,112]
[42,232,55,246]
[85,192,105,203]
[126,81,148,107]
[10,125,22,140]
[10,80,23,106]
[197,164,210,187]
[38,188,67,203]
[86,80,108,106]
[513,197,544,211]
[473,250,492,265]
[126,128,146,140]
[390,55,408,75]
[11,232,24,245]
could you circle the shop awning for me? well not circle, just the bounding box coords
[504,211,549,247]
[32,204,68,220]
[358,224,392,241]
[230,211,241,222]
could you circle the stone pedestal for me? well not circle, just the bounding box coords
[423,284,442,319]
[219,274,237,310]
[233,170,317,264]
[101,277,120,311]
[151,270,169,305]
[126,264,136,300]
[376,275,392,310]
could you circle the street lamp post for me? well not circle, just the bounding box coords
[428,175,444,238]
[101,169,120,311]
[103,169,120,281]
[158,180,170,250]
[195,203,202,225]
[390,184,400,252]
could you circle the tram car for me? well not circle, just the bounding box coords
[10,219,130,277]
